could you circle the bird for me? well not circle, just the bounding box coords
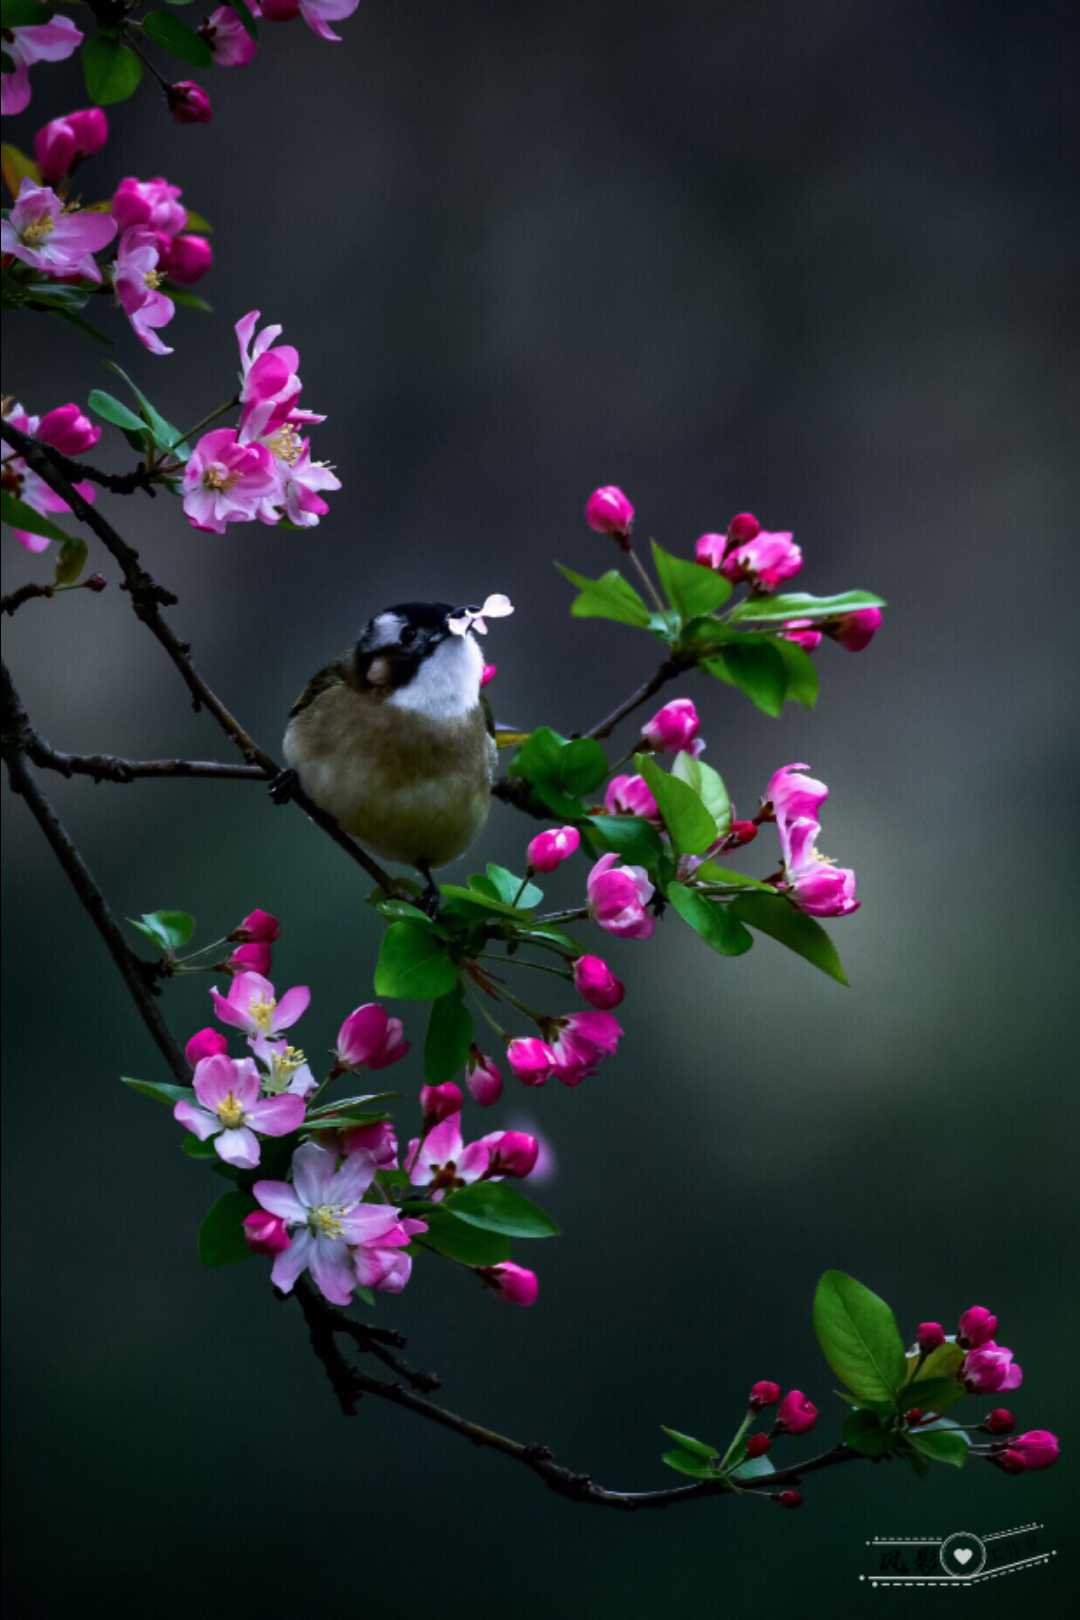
[277,596,513,903]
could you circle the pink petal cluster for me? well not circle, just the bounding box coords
[340,1119,399,1167]
[156,232,213,286]
[963,1342,1023,1395]
[993,1430,1060,1474]
[167,81,213,125]
[527,825,580,873]
[0,181,116,282]
[507,1012,622,1088]
[572,954,624,1010]
[229,908,280,943]
[0,14,82,118]
[112,227,176,355]
[242,1210,292,1255]
[210,969,310,1040]
[722,530,802,592]
[404,1112,489,1199]
[333,1003,409,1073]
[1,400,99,553]
[297,0,362,42]
[957,1305,998,1348]
[112,177,188,236]
[173,1053,305,1167]
[641,698,701,754]
[33,107,108,186]
[505,1037,557,1085]
[585,484,634,540]
[604,773,660,822]
[479,1262,539,1307]
[828,606,882,652]
[764,763,858,918]
[202,6,259,66]
[780,617,822,652]
[776,1389,819,1434]
[185,1027,228,1067]
[465,1049,503,1106]
[181,428,278,533]
[419,1082,464,1127]
[226,941,272,975]
[587,852,655,940]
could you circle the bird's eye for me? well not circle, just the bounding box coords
[399,625,417,647]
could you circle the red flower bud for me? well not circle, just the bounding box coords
[420,1081,463,1128]
[585,485,634,542]
[984,1408,1016,1435]
[748,1380,781,1411]
[916,1321,946,1352]
[229,908,280,943]
[745,1433,771,1459]
[727,819,758,848]
[167,81,213,126]
[727,512,761,544]
[777,1489,803,1510]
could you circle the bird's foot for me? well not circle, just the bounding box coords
[417,863,441,918]
[269,767,298,806]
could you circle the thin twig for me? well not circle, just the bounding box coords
[584,656,689,742]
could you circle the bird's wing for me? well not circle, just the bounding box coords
[288,660,349,719]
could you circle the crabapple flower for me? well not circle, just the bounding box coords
[728,512,761,543]
[916,1322,946,1352]
[585,484,634,540]
[546,1010,622,1087]
[748,1380,781,1411]
[235,310,305,443]
[604,774,660,822]
[764,763,829,824]
[34,404,100,457]
[984,1409,1015,1434]
[113,228,176,356]
[202,6,259,66]
[1,401,97,553]
[587,852,655,940]
[694,532,728,570]
[506,1037,557,1086]
[257,432,341,528]
[173,1054,305,1167]
[419,1082,464,1128]
[0,181,116,282]
[227,941,272,975]
[994,1430,1060,1474]
[253,1037,316,1098]
[353,1215,427,1294]
[776,1390,819,1434]
[156,232,213,285]
[477,1130,539,1179]
[181,428,278,532]
[777,816,859,918]
[963,1343,1023,1394]
[827,606,882,652]
[479,1262,538,1306]
[641,698,701,754]
[341,1119,398,1167]
[572,954,624,1010]
[781,618,822,652]
[721,529,802,592]
[167,81,213,125]
[111,177,187,236]
[527,826,581,873]
[253,1141,418,1305]
[406,1112,489,1198]
[334,1003,409,1073]
[957,1305,998,1349]
[296,0,361,42]
[0,14,82,118]
[33,108,108,186]
[210,969,310,1039]
[184,1027,228,1067]
[230,908,280,943]
[243,1211,292,1255]
[465,1049,503,1106]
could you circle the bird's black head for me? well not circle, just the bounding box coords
[354,602,457,691]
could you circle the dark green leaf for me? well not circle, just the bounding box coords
[53,537,87,586]
[121,1076,195,1106]
[661,1449,717,1480]
[706,640,789,717]
[899,1377,965,1414]
[693,862,774,891]
[165,287,213,312]
[2,0,55,25]
[666,881,754,956]
[906,1428,969,1469]
[424,991,474,1084]
[555,564,652,628]
[813,1271,908,1406]
[105,364,189,461]
[636,755,716,855]
[772,636,819,708]
[374,921,459,1000]
[82,36,143,106]
[373,897,432,924]
[729,891,848,986]
[308,1093,397,1121]
[911,1342,965,1385]
[659,1426,718,1460]
[511,726,608,819]
[442,1182,559,1238]
[87,388,148,435]
[142,10,213,65]
[1,490,77,547]
[420,1209,512,1266]
[842,1409,894,1456]
[483,864,544,909]
[670,752,731,840]
[584,814,665,872]
[727,589,886,625]
[127,909,195,953]
[302,1113,389,1131]
[650,540,732,620]
[198,1191,258,1267]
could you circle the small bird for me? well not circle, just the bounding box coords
[279,596,513,899]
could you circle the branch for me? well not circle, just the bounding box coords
[584,655,689,742]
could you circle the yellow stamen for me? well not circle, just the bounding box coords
[20,215,55,248]
[264,424,303,465]
[246,993,277,1030]
[203,464,240,493]
[265,1045,306,1095]
[310,1205,345,1239]
[216,1092,246,1129]
[143,269,162,290]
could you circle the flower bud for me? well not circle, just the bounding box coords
[984,1408,1015,1435]
[482,1130,539,1178]
[826,606,882,652]
[587,853,655,941]
[226,941,272,975]
[748,1379,781,1411]
[158,232,213,285]
[465,1049,503,1106]
[167,81,213,125]
[334,1002,409,1072]
[67,107,108,155]
[527,825,581,873]
[340,1119,398,1167]
[35,404,101,457]
[572,954,624,1010]
[906,1409,926,1426]
[33,119,77,185]
[506,1037,557,1085]
[243,1211,291,1255]
[957,1305,998,1349]
[727,819,758,847]
[604,773,660,822]
[916,1321,946,1353]
[776,1490,803,1510]
[184,1026,228,1067]
[585,485,634,541]
[84,573,108,593]
[962,1343,1022,1394]
[776,1390,819,1435]
[420,1081,463,1127]
[480,662,497,687]
[745,1434,771,1459]
[694,532,728,570]
[641,698,701,754]
[260,0,302,16]
[480,1262,539,1306]
[727,512,761,544]
[230,908,280,943]
[994,1430,1060,1473]
[780,617,822,652]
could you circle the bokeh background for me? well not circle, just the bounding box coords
[3,2,1078,1615]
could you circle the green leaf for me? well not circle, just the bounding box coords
[670,752,731,840]
[142,10,213,64]
[727,589,886,625]
[374,921,459,1000]
[53,537,87,586]
[907,1428,969,1469]
[511,727,608,819]
[636,755,716,855]
[555,564,651,628]
[666,881,754,956]
[772,636,819,708]
[419,1208,512,1266]
[121,1076,195,1106]
[1,491,77,548]
[165,287,213,312]
[424,992,474,1084]
[105,364,189,461]
[308,1093,397,1121]
[693,862,775,891]
[912,1342,965,1385]
[813,1271,908,1406]
[197,1191,258,1267]
[87,388,148,436]
[661,1449,716,1480]
[127,909,195,953]
[182,207,213,233]
[730,1454,776,1482]
[373,897,433,925]
[483,864,544,909]
[82,36,143,106]
[659,1426,718,1460]
[729,891,848,985]
[442,1182,559,1238]
[584,814,665,872]
[899,1377,965,1414]
[842,1409,894,1456]
[1,141,40,199]
[2,0,54,25]
[706,639,789,718]
[651,540,732,620]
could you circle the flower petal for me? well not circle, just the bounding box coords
[215,1127,261,1168]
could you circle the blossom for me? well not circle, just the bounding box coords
[641,698,701,754]
[984,1408,1015,1434]
[210,969,310,1039]
[506,1037,557,1086]
[585,485,634,540]
[827,606,882,652]
[776,1390,819,1434]
[476,1130,539,1178]
[256,431,341,528]
[173,1053,305,1167]
[229,908,280,943]
[252,1037,316,1098]
[479,1262,538,1306]
[777,816,859,918]
[202,5,259,66]
[0,15,82,118]
[694,532,728,569]
[184,1027,228,1067]
[254,1141,419,1305]
[604,773,660,822]
[181,428,278,533]
[242,1211,292,1255]
[235,310,304,443]
[226,941,272,976]
[781,618,822,652]
[353,1215,428,1294]
[527,826,580,873]
[0,181,116,282]
[587,852,655,940]
[405,1112,489,1198]
[333,1003,409,1073]
[111,177,188,237]
[546,1010,622,1087]
[721,529,802,592]
[764,763,829,824]
[340,1119,398,1167]
[156,232,213,285]
[167,81,213,125]
[572,955,624,1010]
[34,404,100,456]
[728,512,761,543]
[419,1082,464,1127]
[1,401,97,554]
[957,1305,998,1349]
[113,228,176,356]
[962,1343,1023,1394]
[994,1430,1060,1473]
[748,1380,781,1411]
[296,0,362,45]
[465,1049,503,1106]
[916,1322,946,1352]
[33,107,108,186]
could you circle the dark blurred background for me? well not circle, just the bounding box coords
[3,2,1078,1615]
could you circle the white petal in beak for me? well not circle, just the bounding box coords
[447,593,515,637]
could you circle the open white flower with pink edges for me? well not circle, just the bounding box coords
[174,1054,305,1167]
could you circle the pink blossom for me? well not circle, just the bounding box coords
[777,816,859,918]
[406,1112,489,1198]
[203,5,259,66]
[181,428,278,533]
[585,484,634,540]
[227,941,272,976]
[296,0,361,45]
[957,1306,999,1349]
[479,1262,538,1306]
[465,1049,503,1106]
[419,1081,464,1127]
[167,81,213,125]
[728,512,761,544]
[340,1119,398,1167]
[827,606,882,652]
[572,954,624,1010]
[546,1010,622,1087]
[243,1210,292,1255]
[995,1431,1059,1473]
[33,107,108,185]
[604,773,660,822]
[694,532,728,570]
[764,763,829,824]
[984,1408,1015,1434]
[527,825,581,873]
[185,1027,229,1068]
[254,1141,417,1305]
[113,228,176,356]
[230,908,280,943]
[353,1215,427,1294]
[963,1343,1023,1394]
[173,1053,305,1167]
[480,663,497,687]
[0,15,83,118]
[641,698,701,754]
[256,431,341,528]
[477,1130,539,1178]
[0,181,116,282]
[916,1322,946,1352]
[157,232,213,285]
[748,1380,781,1410]
[586,852,655,941]
[210,969,310,1039]
[35,404,100,457]
[111,177,187,236]
[251,1036,316,1098]
[235,310,305,443]
[0,402,97,553]
[781,617,822,652]
[506,1037,557,1086]
[334,1003,409,1073]
[776,1389,819,1434]
[722,529,802,592]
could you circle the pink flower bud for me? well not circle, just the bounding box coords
[585,485,634,541]
[641,698,701,754]
[604,773,660,822]
[261,0,302,16]
[722,530,802,592]
[694,532,728,570]
[728,513,761,543]
[480,662,497,687]
[572,954,624,1010]
[957,1305,998,1349]
[184,1026,228,1067]
[465,1049,503,1106]
[33,119,77,185]
[158,232,213,285]
[167,81,213,125]
[527,825,581,873]
[333,1003,409,1072]
[776,1489,803,1510]
[85,574,107,593]
[745,1433,771,1459]
[586,853,655,940]
[481,1130,539,1178]
[748,1379,781,1411]
[420,1081,463,1127]
[340,1119,398,1168]
[984,1408,1015,1435]
[35,404,101,457]
[67,106,108,154]
[776,1390,819,1435]
[962,1343,1022,1394]
[994,1430,1060,1474]
[230,908,280,943]
[506,1037,557,1085]
[480,1262,539,1306]
[781,617,822,652]
[203,4,258,66]
[916,1321,946,1352]
[727,819,758,847]
[226,941,272,976]
[826,606,882,652]
[243,1210,292,1255]
[906,1409,926,1426]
